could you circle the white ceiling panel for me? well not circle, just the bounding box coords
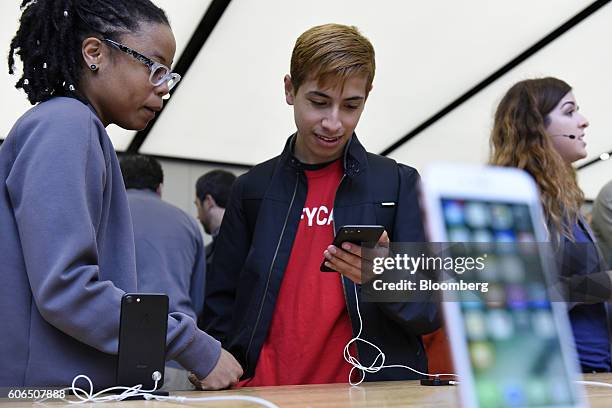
[3,0,610,199]
[389,2,612,199]
[0,0,211,150]
[141,0,588,164]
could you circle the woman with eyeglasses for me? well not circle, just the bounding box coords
[0,0,242,389]
[489,77,611,373]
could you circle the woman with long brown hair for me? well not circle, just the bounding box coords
[489,77,610,373]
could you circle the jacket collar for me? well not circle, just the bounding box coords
[126,188,161,199]
[280,133,368,178]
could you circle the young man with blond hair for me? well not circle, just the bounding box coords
[202,23,439,386]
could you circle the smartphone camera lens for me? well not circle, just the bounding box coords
[125,296,133,303]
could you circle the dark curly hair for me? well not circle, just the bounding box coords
[8,0,169,105]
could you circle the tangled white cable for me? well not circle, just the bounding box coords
[344,284,457,386]
[343,284,612,392]
[35,374,161,404]
[34,374,279,407]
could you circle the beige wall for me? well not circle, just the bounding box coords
[157,159,247,245]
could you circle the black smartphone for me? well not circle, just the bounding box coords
[117,293,168,389]
[320,225,385,272]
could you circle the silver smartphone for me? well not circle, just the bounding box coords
[421,164,585,408]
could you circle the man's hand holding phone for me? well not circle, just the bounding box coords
[322,227,389,284]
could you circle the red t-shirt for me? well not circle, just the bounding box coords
[240,159,355,386]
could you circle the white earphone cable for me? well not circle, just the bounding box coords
[344,284,456,385]
[34,374,279,407]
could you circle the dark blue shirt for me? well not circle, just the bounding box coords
[127,189,206,320]
[566,221,611,372]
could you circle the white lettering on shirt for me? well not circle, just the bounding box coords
[301,206,334,227]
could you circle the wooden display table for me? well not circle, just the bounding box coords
[3,373,612,407]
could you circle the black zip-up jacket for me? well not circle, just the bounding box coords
[201,134,440,381]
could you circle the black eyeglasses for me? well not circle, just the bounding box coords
[103,38,181,91]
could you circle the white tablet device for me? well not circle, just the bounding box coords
[420,163,585,408]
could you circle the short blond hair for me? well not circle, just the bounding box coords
[290,23,375,94]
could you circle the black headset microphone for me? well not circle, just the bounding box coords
[555,134,577,139]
